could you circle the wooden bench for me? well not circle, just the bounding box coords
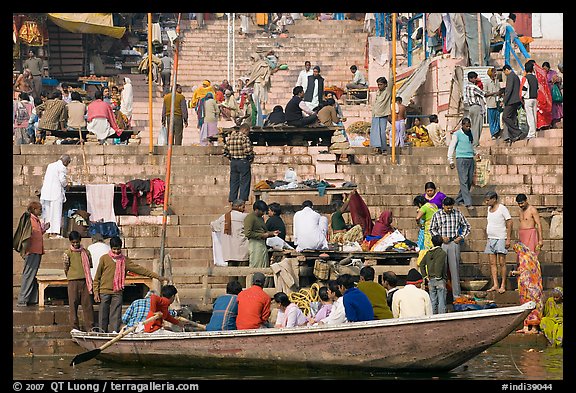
[36,269,153,307]
[221,125,340,146]
[344,88,369,105]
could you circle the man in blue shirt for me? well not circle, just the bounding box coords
[121,290,177,329]
[206,280,243,331]
[336,274,374,322]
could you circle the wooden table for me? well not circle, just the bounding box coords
[221,125,341,146]
[36,269,153,307]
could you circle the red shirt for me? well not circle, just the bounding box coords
[144,294,180,332]
[236,285,271,330]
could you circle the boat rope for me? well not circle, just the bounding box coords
[508,341,524,375]
[288,283,321,316]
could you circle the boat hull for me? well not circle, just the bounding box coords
[71,302,534,372]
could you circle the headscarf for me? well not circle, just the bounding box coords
[371,210,394,237]
[552,287,563,298]
[109,249,127,292]
[69,245,93,294]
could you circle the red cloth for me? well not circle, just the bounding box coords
[371,210,394,237]
[145,294,180,332]
[533,64,552,129]
[147,178,165,205]
[348,192,373,237]
[87,99,122,135]
[236,285,272,330]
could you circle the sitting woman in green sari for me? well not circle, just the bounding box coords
[539,287,563,346]
[413,195,438,251]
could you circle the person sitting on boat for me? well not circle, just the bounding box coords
[236,272,272,329]
[337,274,374,322]
[539,287,563,347]
[307,286,333,325]
[293,200,329,252]
[273,291,308,328]
[391,268,433,318]
[144,285,185,333]
[357,266,393,320]
[383,271,400,309]
[206,280,243,331]
[317,280,347,325]
[121,290,177,330]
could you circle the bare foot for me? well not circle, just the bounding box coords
[498,287,506,294]
[487,287,498,292]
[516,328,526,333]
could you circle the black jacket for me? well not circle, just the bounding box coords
[304,75,324,107]
[504,71,521,106]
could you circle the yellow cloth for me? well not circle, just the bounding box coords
[407,125,434,147]
[191,84,216,107]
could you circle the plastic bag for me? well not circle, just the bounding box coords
[157,126,168,146]
[473,158,491,187]
[266,236,294,251]
[517,106,529,134]
[551,84,563,103]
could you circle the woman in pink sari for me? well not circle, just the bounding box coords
[532,62,552,130]
[511,241,544,334]
[542,62,563,128]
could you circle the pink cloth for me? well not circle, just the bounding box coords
[87,99,121,135]
[109,250,126,292]
[371,210,394,237]
[519,228,539,255]
[70,245,93,294]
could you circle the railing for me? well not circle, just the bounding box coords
[504,25,530,72]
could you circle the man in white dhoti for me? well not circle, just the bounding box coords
[210,199,250,266]
[40,154,71,239]
[293,200,329,252]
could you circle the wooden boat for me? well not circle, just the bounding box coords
[70,301,534,372]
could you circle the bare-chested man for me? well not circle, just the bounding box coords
[13,69,33,99]
[515,193,543,254]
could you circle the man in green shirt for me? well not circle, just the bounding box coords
[243,200,279,268]
[357,265,393,319]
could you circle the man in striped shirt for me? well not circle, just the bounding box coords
[224,123,254,202]
[463,71,486,147]
[35,90,68,144]
[121,290,177,329]
[429,196,471,300]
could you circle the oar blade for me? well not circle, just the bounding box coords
[70,348,101,366]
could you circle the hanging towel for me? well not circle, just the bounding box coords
[86,184,116,223]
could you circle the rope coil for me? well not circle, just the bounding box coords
[288,283,321,316]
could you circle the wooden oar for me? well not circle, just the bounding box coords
[70,312,162,366]
[177,316,207,331]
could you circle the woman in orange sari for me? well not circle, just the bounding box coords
[511,241,544,334]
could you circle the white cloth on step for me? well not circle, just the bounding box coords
[86,184,116,223]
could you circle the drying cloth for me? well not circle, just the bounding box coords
[86,184,116,223]
[270,257,299,294]
[348,192,373,237]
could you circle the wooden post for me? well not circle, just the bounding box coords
[147,13,153,155]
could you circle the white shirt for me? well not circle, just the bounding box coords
[392,284,433,318]
[293,206,328,251]
[280,303,308,327]
[40,160,68,202]
[87,242,111,279]
[486,203,511,240]
[320,296,347,325]
[296,69,313,92]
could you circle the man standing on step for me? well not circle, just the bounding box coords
[501,64,526,144]
[463,71,486,147]
[429,196,471,301]
[296,60,313,93]
[162,84,188,146]
[160,51,174,95]
[224,123,254,202]
[370,76,390,154]
[40,154,71,239]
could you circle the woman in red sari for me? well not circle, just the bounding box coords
[532,62,552,130]
[511,241,544,334]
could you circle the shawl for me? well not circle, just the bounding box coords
[191,81,216,107]
[195,92,214,128]
[109,250,127,292]
[120,77,133,118]
[347,191,373,237]
[70,245,93,294]
[224,210,232,235]
[246,52,273,88]
[371,210,394,237]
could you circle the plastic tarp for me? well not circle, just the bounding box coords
[396,57,432,103]
[47,13,126,39]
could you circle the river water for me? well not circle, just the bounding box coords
[13,334,562,381]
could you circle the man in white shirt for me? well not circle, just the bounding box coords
[346,65,368,89]
[292,200,328,252]
[295,60,313,93]
[483,191,512,294]
[87,233,111,280]
[392,268,433,318]
[40,154,71,239]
